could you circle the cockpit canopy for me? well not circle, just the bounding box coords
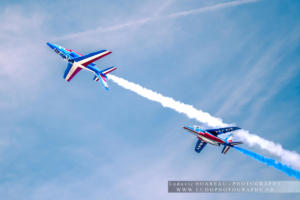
[193,125,204,132]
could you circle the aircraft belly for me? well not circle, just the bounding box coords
[198,135,219,146]
[74,62,94,73]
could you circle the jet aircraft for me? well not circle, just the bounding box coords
[47,42,116,90]
[183,126,242,154]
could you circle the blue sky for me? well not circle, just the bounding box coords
[0,0,300,199]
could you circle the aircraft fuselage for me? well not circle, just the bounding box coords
[184,126,225,145]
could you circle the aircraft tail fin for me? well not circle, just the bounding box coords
[92,66,117,90]
[221,135,242,154]
[93,66,117,90]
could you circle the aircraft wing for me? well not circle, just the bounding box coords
[74,50,111,67]
[205,127,241,136]
[64,63,82,82]
[194,139,207,153]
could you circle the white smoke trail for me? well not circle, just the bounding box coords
[107,74,300,170]
[167,0,258,19]
[59,0,259,40]
[234,130,300,170]
[108,74,227,127]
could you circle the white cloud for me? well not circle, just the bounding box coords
[0,6,49,109]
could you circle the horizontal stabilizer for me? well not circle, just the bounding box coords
[221,140,242,154]
[230,141,243,145]
[222,146,231,154]
[93,75,99,82]
[100,66,117,75]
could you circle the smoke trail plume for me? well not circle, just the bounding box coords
[107,74,300,171]
[234,130,300,170]
[59,0,259,40]
[108,75,228,127]
[233,146,300,180]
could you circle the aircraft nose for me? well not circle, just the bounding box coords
[183,126,193,130]
[46,42,56,49]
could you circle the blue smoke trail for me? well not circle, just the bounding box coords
[233,146,300,180]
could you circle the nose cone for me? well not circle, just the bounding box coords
[183,126,193,131]
[46,42,56,49]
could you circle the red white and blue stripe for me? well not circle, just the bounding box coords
[46,42,117,90]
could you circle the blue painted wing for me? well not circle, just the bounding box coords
[74,50,111,67]
[63,63,82,82]
[205,127,241,136]
[195,139,207,153]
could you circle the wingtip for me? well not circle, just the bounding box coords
[46,42,56,49]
